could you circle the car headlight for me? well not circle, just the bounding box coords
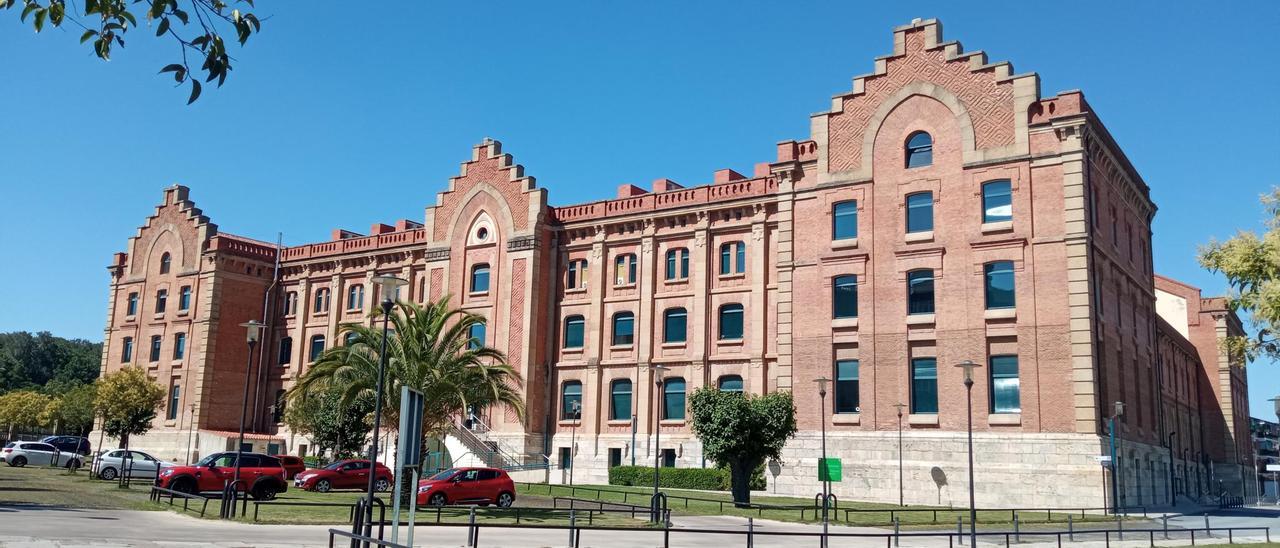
[160,469,174,476]
[417,486,430,493]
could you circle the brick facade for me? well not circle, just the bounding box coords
[98,19,1254,507]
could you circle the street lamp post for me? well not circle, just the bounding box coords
[954,360,981,548]
[361,274,407,538]
[1108,401,1126,514]
[1167,431,1177,504]
[230,318,264,514]
[814,377,831,548]
[894,402,907,507]
[649,364,669,523]
[569,400,581,486]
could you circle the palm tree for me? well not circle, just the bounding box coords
[290,296,525,463]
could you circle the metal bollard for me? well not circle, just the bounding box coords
[1014,512,1021,543]
[894,517,900,547]
[1204,514,1211,537]
[1163,515,1169,539]
[747,517,754,548]
[569,509,577,548]
[467,506,477,547]
[1068,514,1074,542]
[958,516,965,545]
[1118,512,1124,541]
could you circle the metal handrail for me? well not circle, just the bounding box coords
[148,485,212,517]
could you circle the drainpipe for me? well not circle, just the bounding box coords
[250,234,283,433]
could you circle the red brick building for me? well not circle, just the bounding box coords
[98,19,1253,507]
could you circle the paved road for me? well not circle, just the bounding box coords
[1,505,1276,548]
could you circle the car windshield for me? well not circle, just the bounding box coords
[323,462,346,471]
[194,454,220,467]
[429,468,459,481]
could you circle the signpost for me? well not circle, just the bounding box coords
[391,386,425,547]
[819,457,843,482]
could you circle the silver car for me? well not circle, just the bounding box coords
[2,441,82,468]
[92,449,174,480]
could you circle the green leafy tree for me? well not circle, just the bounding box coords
[688,387,797,506]
[0,331,101,394]
[95,366,164,448]
[3,0,263,103]
[284,386,372,462]
[0,389,53,440]
[41,383,98,435]
[1199,188,1280,362]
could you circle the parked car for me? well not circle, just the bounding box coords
[1,441,83,468]
[416,467,515,507]
[41,435,90,456]
[154,452,288,500]
[293,459,394,493]
[92,449,174,480]
[273,454,305,480]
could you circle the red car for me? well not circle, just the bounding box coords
[293,459,394,493]
[416,467,515,507]
[155,452,288,500]
[273,455,306,480]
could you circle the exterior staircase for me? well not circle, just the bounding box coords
[447,418,549,473]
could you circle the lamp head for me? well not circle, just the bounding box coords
[1269,396,1280,417]
[371,274,408,304]
[893,402,907,416]
[649,364,669,384]
[813,377,830,397]
[240,320,265,344]
[1114,401,1125,417]
[954,360,980,383]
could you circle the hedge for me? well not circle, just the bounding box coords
[608,465,729,490]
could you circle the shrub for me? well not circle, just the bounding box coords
[608,465,729,491]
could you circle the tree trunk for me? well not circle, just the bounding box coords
[730,458,758,507]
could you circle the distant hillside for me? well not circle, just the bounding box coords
[0,332,101,394]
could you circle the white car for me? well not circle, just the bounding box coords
[2,441,83,468]
[93,449,175,480]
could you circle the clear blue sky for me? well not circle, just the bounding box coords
[1,2,1276,417]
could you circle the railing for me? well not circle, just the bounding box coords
[252,499,374,523]
[148,485,212,517]
[451,422,550,472]
[551,496,652,520]
[326,528,410,548]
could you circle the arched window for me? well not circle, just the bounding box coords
[308,335,326,362]
[984,261,1016,309]
[347,285,364,310]
[906,192,934,233]
[278,336,293,365]
[314,288,330,313]
[610,379,632,421]
[663,308,687,343]
[561,381,583,419]
[612,311,635,345]
[718,303,744,340]
[121,337,133,363]
[614,254,637,285]
[471,264,491,294]
[284,292,298,316]
[662,377,686,420]
[981,180,1013,223]
[665,248,689,280]
[563,315,585,348]
[906,269,935,315]
[905,131,933,168]
[718,375,743,393]
[467,323,486,350]
[833,275,858,319]
[833,201,858,240]
[155,289,168,314]
[719,242,746,275]
[179,286,192,311]
[159,252,171,274]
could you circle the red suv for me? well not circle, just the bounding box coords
[416,467,515,507]
[155,452,288,500]
[293,459,394,493]
[273,455,305,480]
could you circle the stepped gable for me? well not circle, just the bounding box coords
[425,138,547,243]
[119,185,217,278]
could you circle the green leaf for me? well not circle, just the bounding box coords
[119,9,136,28]
[187,79,201,104]
[148,0,166,19]
[244,13,259,32]
[48,1,62,25]
[159,63,184,74]
[33,8,46,32]
[20,2,36,22]
[172,7,187,24]
[79,29,97,43]
[155,16,168,36]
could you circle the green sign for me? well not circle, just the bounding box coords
[819,457,842,482]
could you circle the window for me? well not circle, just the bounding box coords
[567,259,588,290]
[610,379,632,421]
[910,358,938,414]
[663,308,687,343]
[833,201,858,240]
[121,337,133,363]
[614,254,637,285]
[835,359,859,413]
[661,448,676,467]
[272,389,286,423]
[563,316,585,348]
[662,377,686,420]
[561,381,582,420]
[178,286,192,311]
[665,248,689,280]
[347,284,364,310]
[467,323,485,350]
[344,332,358,346]
[905,131,933,168]
[990,355,1021,413]
[612,312,635,345]
[718,303,744,340]
[906,192,933,233]
[155,289,168,313]
[278,337,292,365]
[471,264,490,293]
[126,292,138,316]
[718,375,743,393]
[982,180,1012,223]
[309,335,325,362]
[149,335,163,362]
[608,448,623,468]
[314,288,330,313]
[984,261,1016,309]
[173,332,186,360]
[559,447,571,470]
[284,292,297,316]
[159,252,171,274]
[833,275,858,319]
[907,269,935,315]
[719,242,746,275]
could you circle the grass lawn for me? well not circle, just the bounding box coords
[0,463,156,511]
[516,482,1132,528]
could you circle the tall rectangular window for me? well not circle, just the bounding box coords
[309,335,325,362]
[149,335,163,362]
[610,379,632,421]
[833,275,858,318]
[718,304,744,340]
[907,270,935,315]
[835,359,859,414]
[155,289,168,313]
[471,264,490,293]
[127,292,139,316]
[172,332,186,360]
[984,261,1016,309]
[563,316,585,348]
[467,323,485,350]
[662,378,686,420]
[121,337,133,363]
[990,355,1021,413]
[981,180,1012,223]
[833,201,858,240]
[910,358,938,414]
[278,337,292,365]
[567,259,587,289]
[612,312,634,345]
[665,248,689,280]
[720,242,746,275]
[166,382,180,420]
[663,308,687,343]
[178,286,192,311]
[561,381,582,420]
[906,192,933,233]
[614,254,637,285]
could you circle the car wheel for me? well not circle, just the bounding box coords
[314,479,331,493]
[98,466,118,480]
[375,478,391,492]
[428,493,447,506]
[171,478,196,495]
[11,456,26,467]
[252,483,279,501]
[496,492,514,508]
